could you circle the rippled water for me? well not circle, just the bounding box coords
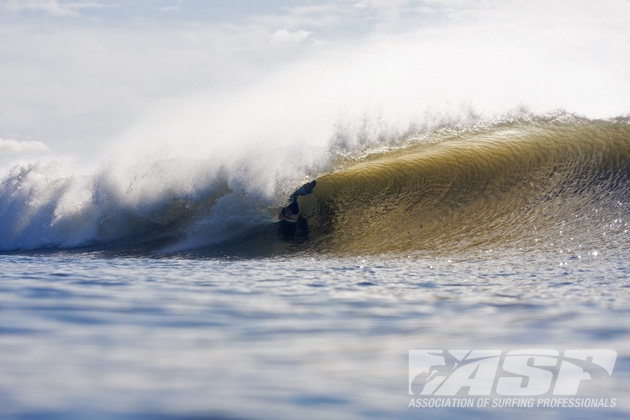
[1,250,629,419]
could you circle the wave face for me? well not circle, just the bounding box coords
[307,117,630,256]
[1,115,629,257]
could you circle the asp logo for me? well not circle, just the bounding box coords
[409,349,617,396]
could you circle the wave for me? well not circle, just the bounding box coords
[309,116,630,255]
[1,114,629,257]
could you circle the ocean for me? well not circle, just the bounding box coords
[1,115,629,419]
[1,1,630,418]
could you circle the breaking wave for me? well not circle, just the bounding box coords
[1,114,629,257]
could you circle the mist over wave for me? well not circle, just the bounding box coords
[1,0,629,254]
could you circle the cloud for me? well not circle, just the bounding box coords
[2,0,114,17]
[1,0,629,163]
[0,23,295,153]
[270,28,311,46]
[160,6,180,12]
[353,0,412,9]
[0,138,50,154]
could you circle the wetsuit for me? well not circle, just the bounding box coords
[280,180,316,220]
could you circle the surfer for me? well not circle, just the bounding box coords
[278,180,316,221]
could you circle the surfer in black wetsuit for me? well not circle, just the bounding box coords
[278,180,316,221]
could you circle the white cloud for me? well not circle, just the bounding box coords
[270,28,311,46]
[0,0,629,165]
[353,0,412,9]
[160,6,180,12]
[2,0,114,17]
[0,23,295,154]
[0,138,49,154]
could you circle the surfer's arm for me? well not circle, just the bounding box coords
[290,181,316,201]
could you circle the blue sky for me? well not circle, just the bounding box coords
[0,1,308,22]
[0,0,429,41]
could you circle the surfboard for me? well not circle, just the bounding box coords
[278,212,299,223]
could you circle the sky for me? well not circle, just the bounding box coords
[0,0,407,158]
[1,0,629,169]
